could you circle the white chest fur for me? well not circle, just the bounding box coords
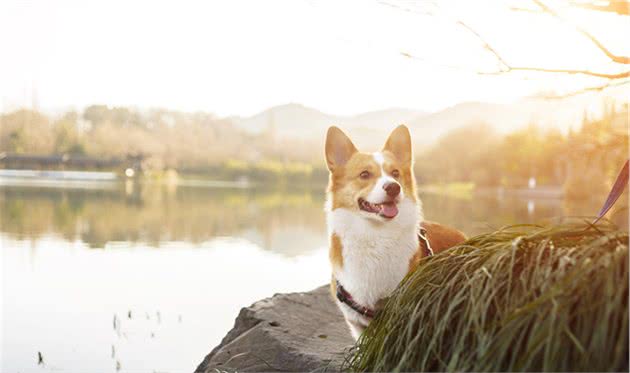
[327,198,422,309]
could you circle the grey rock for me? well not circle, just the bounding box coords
[195,285,355,372]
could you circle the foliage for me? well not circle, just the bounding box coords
[0,105,326,183]
[564,104,629,199]
[0,103,626,190]
[345,220,628,372]
[415,103,628,196]
[415,122,500,185]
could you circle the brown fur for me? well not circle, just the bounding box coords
[408,250,423,273]
[329,233,343,270]
[421,220,467,253]
[330,275,337,298]
[408,221,467,272]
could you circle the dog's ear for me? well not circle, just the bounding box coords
[325,126,357,172]
[383,124,412,164]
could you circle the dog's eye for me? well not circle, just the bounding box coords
[392,169,400,178]
[359,171,370,179]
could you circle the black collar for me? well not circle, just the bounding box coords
[336,280,376,318]
[336,229,433,319]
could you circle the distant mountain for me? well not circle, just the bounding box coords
[231,103,427,148]
[231,103,335,138]
[346,108,428,130]
[231,93,619,150]
[406,95,603,144]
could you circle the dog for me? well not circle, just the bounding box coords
[325,124,466,339]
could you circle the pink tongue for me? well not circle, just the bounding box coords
[380,202,399,218]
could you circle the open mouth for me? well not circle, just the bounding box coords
[358,198,399,219]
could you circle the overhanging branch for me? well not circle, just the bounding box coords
[533,0,630,64]
[480,66,630,79]
[456,19,630,80]
[394,1,630,82]
[569,0,630,16]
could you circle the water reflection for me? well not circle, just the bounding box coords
[421,191,627,234]
[2,182,626,373]
[0,184,328,256]
[1,183,626,252]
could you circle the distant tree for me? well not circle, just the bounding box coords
[84,105,112,127]
[415,123,499,184]
[564,102,629,198]
[53,112,85,155]
[0,109,54,153]
[413,102,627,193]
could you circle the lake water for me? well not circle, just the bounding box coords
[1,181,626,373]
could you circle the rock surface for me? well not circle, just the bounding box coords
[195,285,354,372]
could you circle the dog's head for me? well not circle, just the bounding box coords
[325,125,417,221]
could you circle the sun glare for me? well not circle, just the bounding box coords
[1,0,627,115]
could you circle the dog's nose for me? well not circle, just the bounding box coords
[383,182,401,197]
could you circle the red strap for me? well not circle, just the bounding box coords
[593,159,629,224]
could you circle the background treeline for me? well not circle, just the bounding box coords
[0,105,326,184]
[1,103,627,197]
[416,102,628,198]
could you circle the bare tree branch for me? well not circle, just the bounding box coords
[394,0,630,82]
[399,51,476,71]
[509,6,542,13]
[512,2,630,23]
[480,66,630,79]
[456,21,510,71]
[569,0,630,15]
[456,18,630,80]
[377,1,436,17]
[533,0,630,64]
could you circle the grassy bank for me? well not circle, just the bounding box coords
[345,220,628,372]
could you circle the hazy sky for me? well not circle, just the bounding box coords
[1,0,628,116]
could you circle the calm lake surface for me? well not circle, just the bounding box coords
[2,180,626,373]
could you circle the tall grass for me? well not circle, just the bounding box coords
[345,220,628,372]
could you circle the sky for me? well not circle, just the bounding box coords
[0,0,628,117]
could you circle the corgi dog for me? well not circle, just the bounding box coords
[325,124,466,339]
